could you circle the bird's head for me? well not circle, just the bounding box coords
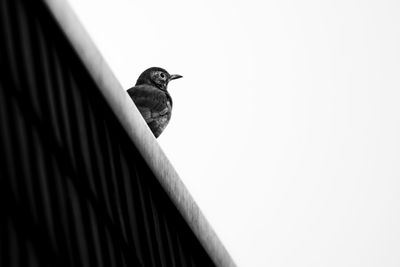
[136,67,182,91]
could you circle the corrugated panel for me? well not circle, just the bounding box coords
[0,0,216,266]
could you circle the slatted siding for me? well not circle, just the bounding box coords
[0,0,216,266]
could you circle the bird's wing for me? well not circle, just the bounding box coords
[127,85,170,123]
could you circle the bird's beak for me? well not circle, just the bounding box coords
[169,74,183,81]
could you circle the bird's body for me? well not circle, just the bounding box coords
[128,84,173,138]
[127,67,182,138]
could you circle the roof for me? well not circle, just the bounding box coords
[39,0,237,266]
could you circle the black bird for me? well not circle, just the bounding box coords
[127,67,182,138]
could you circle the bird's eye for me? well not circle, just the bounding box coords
[160,73,165,79]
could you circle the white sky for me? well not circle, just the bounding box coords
[68,0,400,266]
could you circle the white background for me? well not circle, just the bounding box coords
[68,0,400,266]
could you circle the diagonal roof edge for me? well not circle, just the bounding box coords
[42,0,237,266]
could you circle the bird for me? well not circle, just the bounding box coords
[127,67,182,138]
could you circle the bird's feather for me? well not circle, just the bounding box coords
[127,84,172,137]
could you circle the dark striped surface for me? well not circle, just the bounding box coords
[0,0,216,266]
